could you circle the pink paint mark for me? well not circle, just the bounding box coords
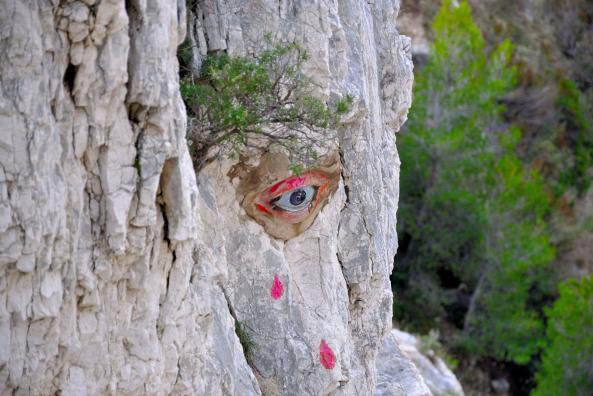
[270,275,284,300]
[319,339,336,369]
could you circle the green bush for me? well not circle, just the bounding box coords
[235,320,255,363]
[556,78,593,196]
[394,0,554,365]
[418,329,460,369]
[180,41,351,170]
[532,276,593,396]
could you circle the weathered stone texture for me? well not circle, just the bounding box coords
[1,0,414,394]
[376,331,432,396]
[385,330,464,396]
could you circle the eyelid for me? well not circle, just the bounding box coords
[265,172,330,199]
[267,176,307,199]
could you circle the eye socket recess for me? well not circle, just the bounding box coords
[270,186,318,212]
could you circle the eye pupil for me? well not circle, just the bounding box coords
[269,185,317,212]
[289,189,307,206]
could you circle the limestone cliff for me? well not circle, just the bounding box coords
[0,0,414,394]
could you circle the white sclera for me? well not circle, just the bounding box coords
[272,186,317,212]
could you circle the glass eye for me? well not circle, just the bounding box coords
[270,186,318,212]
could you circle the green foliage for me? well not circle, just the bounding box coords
[288,163,305,176]
[474,1,593,202]
[177,44,193,75]
[418,329,459,369]
[133,155,141,173]
[462,150,554,364]
[584,215,593,233]
[556,78,593,196]
[532,276,593,396]
[395,0,554,365]
[180,41,351,170]
[235,321,255,362]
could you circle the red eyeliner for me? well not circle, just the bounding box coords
[256,204,272,215]
[268,176,306,197]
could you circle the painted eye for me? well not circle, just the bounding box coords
[270,186,318,212]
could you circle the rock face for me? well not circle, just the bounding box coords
[376,331,432,396]
[389,330,464,396]
[0,0,413,394]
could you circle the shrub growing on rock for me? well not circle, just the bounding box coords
[180,41,351,170]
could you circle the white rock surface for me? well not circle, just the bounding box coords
[0,0,415,394]
[388,329,465,396]
[376,330,432,396]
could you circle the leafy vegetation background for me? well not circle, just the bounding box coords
[394,1,593,394]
